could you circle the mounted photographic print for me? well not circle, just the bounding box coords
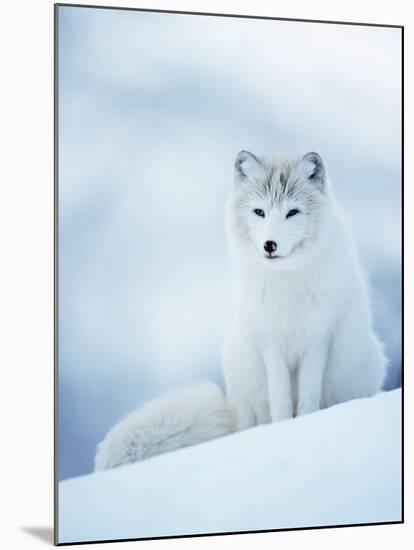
[55,3,403,545]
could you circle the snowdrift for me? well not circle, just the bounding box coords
[58,389,402,543]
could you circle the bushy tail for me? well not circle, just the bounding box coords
[94,382,234,471]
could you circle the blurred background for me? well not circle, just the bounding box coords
[58,6,402,480]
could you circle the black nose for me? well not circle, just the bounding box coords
[264,240,277,253]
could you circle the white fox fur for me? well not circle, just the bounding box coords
[95,382,232,471]
[94,151,386,471]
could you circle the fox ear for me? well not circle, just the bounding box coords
[234,150,261,183]
[301,152,325,191]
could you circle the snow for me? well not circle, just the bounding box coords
[58,389,402,544]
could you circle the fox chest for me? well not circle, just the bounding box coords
[246,282,333,366]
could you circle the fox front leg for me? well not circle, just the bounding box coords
[263,344,293,422]
[296,339,329,416]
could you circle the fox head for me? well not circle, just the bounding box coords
[227,150,331,271]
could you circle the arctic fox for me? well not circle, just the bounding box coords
[94,150,386,471]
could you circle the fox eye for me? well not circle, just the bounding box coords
[254,209,265,218]
[286,209,300,218]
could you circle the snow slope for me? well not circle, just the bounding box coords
[58,389,402,544]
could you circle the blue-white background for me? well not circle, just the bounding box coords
[58,6,401,480]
